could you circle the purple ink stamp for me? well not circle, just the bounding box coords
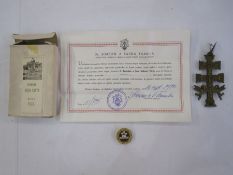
[107,90,127,110]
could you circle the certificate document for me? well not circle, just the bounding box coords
[60,31,191,122]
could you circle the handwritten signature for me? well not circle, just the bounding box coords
[128,84,176,99]
[77,96,102,107]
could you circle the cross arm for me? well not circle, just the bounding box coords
[196,74,207,83]
[213,73,224,83]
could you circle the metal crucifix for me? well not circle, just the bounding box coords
[194,43,225,107]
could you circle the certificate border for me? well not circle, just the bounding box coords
[67,42,183,113]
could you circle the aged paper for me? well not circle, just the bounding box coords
[60,31,191,122]
[8,33,58,117]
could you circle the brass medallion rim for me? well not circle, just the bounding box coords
[116,128,133,144]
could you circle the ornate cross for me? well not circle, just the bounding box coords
[194,43,225,107]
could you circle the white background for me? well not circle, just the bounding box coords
[0,0,233,175]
